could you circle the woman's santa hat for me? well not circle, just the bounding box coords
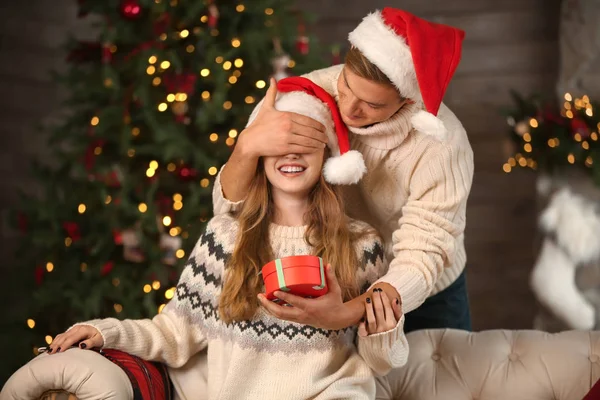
[348,7,465,140]
[274,77,366,185]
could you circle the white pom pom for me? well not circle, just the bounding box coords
[323,150,367,185]
[411,110,448,141]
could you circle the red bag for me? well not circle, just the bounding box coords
[101,349,172,400]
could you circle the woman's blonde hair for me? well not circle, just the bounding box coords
[218,160,362,323]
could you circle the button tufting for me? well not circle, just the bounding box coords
[590,354,599,363]
[431,353,441,361]
[509,353,519,362]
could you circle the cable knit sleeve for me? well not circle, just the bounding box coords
[352,228,409,376]
[373,140,473,313]
[72,217,235,367]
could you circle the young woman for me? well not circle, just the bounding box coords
[215,7,475,333]
[42,79,408,400]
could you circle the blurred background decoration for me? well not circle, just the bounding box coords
[500,0,600,334]
[2,0,599,388]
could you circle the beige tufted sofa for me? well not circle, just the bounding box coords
[2,329,599,400]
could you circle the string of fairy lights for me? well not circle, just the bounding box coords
[28,2,294,352]
[503,93,598,174]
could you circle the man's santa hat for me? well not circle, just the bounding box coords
[348,7,465,140]
[274,77,366,185]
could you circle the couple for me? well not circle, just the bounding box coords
[4,7,473,400]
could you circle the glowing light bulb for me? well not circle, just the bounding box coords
[163,216,172,226]
[180,29,189,38]
[256,80,266,89]
[152,280,161,290]
[90,116,100,126]
[78,204,86,214]
[160,61,171,69]
[139,203,148,212]
[27,319,35,329]
[143,284,152,293]
[46,262,54,272]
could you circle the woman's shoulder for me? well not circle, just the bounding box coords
[347,218,384,247]
[347,218,386,268]
[198,214,239,253]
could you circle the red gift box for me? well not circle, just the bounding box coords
[261,255,328,301]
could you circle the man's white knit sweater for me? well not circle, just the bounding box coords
[213,65,474,314]
[75,214,408,400]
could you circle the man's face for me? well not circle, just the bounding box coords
[336,66,410,128]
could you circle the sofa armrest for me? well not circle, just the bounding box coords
[0,348,133,400]
[383,329,600,400]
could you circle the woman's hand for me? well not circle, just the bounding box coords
[257,264,362,330]
[358,288,403,337]
[47,325,104,354]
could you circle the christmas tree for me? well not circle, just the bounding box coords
[503,92,600,184]
[5,0,325,379]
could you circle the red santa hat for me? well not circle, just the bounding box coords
[275,77,366,185]
[348,8,465,140]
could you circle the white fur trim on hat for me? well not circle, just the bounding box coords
[411,110,448,141]
[323,150,367,185]
[348,11,420,102]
